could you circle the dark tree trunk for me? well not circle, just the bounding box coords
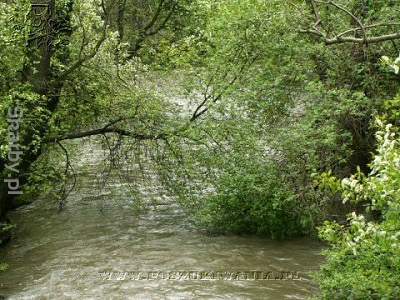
[1,0,72,226]
[22,0,55,94]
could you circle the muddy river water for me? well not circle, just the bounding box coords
[0,139,324,299]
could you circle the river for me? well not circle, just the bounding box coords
[0,138,324,299]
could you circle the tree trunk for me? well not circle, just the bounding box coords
[1,0,71,226]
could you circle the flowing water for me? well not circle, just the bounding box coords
[0,138,324,299]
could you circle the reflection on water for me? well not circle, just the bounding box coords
[0,139,324,299]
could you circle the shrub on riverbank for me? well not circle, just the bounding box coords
[192,164,302,238]
[312,121,400,299]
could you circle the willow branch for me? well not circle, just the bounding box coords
[55,140,77,210]
[44,127,167,143]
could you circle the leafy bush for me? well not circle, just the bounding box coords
[313,121,400,299]
[192,162,310,238]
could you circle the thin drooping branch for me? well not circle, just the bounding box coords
[55,141,77,211]
[56,141,75,178]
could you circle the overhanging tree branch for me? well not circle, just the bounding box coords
[301,0,400,45]
[300,29,400,45]
[43,126,168,143]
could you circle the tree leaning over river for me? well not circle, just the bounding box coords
[1,0,400,240]
[0,0,312,235]
[0,0,193,221]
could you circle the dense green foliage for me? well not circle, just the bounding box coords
[150,0,330,237]
[312,120,400,299]
[0,0,400,297]
[0,0,398,232]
